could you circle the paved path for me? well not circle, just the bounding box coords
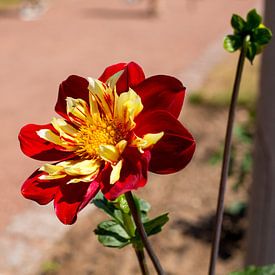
[0,0,261,273]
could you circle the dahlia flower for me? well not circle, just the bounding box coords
[19,62,195,224]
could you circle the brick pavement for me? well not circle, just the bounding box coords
[0,0,261,273]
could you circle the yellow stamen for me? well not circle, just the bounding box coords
[74,119,127,159]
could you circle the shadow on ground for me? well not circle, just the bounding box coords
[172,206,247,260]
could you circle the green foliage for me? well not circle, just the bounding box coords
[95,220,131,248]
[230,264,275,275]
[224,9,272,63]
[92,192,124,225]
[226,201,247,216]
[40,260,61,274]
[92,192,169,249]
[143,213,169,236]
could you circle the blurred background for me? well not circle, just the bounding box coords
[0,0,266,274]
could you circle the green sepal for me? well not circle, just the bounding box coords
[231,14,246,33]
[224,35,242,52]
[225,9,272,62]
[143,213,169,236]
[94,220,131,248]
[230,264,275,275]
[252,28,272,45]
[246,9,262,30]
[114,195,130,214]
[245,41,258,63]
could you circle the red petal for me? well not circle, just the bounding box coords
[98,63,127,82]
[54,180,99,225]
[55,75,89,119]
[21,169,61,205]
[99,62,145,93]
[100,148,151,200]
[19,124,74,161]
[134,75,185,118]
[135,111,195,174]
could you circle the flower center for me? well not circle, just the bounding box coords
[75,119,127,159]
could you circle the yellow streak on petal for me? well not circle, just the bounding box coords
[51,117,78,141]
[38,163,66,180]
[132,132,164,153]
[39,163,64,175]
[67,174,97,184]
[110,159,123,185]
[88,77,115,118]
[37,129,63,146]
[115,89,143,130]
[66,97,92,125]
[39,174,67,180]
[105,70,123,90]
[116,139,127,154]
[89,93,100,122]
[98,144,120,163]
[59,159,100,176]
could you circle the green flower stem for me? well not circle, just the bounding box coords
[208,45,246,275]
[122,211,136,237]
[134,248,150,275]
[125,191,165,275]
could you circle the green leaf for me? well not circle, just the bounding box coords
[252,28,272,45]
[230,264,275,275]
[137,198,151,214]
[224,35,242,52]
[231,14,246,33]
[143,213,169,236]
[95,220,130,248]
[92,192,123,224]
[226,201,247,216]
[246,9,262,30]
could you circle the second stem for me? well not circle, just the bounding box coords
[208,46,246,275]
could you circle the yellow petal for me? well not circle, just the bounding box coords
[105,70,123,90]
[88,77,115,118]
[110,159,123,185]
[51,117,78,141]
[98,144,120,163]
[132,132,164,152]
[39,163,64,175]
[37,129,63,146]
[89,93,100,122]
[115,88,143,130]
[38,163,66,180]
[39,174,67,180]
[59,159,100,176]
[116,140,127,154]
[66,97,92,125]
[143,132,164,147]
[67,174,97,184]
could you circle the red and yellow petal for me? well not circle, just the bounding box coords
[54,180,99,224]
[134,75,186,118]
[134,110,195,174]
[19,124,74,161]
[55,75,89,119]
[100,147,151,200]
[99,62,145,94]
[21,170,62,205]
